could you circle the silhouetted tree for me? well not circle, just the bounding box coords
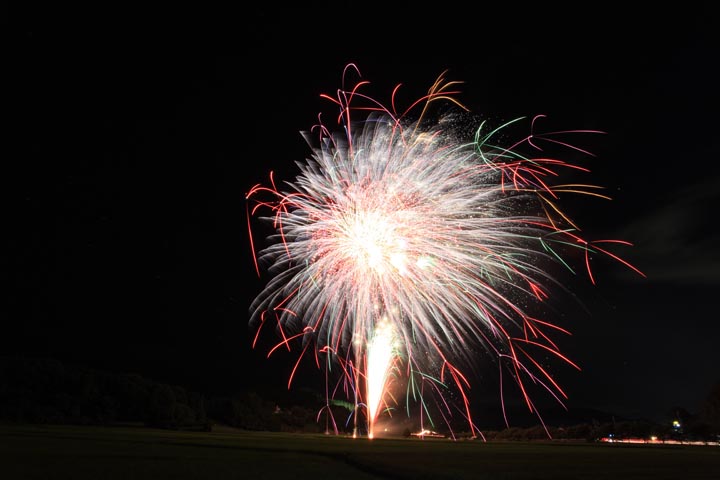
[563,423,592,440]
[700,381,720,432]
[667,406,693,425]
[146,384,178,428]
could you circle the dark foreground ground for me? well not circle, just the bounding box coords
[1,425,718,480]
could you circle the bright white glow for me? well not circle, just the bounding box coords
[366,320,397,438]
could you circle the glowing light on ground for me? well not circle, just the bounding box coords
[366,319,398,439]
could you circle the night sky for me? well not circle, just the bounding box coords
[9,4,720,425]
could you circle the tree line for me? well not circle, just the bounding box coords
[0,356,325,432]
[1,355,718,442]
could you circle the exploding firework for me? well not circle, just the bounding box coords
[246,64,643,439]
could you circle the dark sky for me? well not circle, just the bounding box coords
[8,4,720,425]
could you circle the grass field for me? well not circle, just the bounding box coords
[1,424,718,479]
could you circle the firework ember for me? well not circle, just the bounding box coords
[246,64,643,439]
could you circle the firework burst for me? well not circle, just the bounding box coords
[246,64,643,439]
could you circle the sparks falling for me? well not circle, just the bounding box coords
[246,64,643,439]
